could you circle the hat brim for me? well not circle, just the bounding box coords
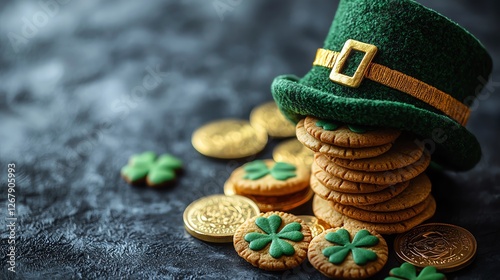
[272,74,481,171]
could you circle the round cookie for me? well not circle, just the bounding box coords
[312,195,437,235]
[308,227,388,279]
[344,197,436,234]
[296,120,393,159]
[312,161,390,194]
[310,175,409,206]
[332,137,424,171]
[233,211,312,271]
[312,195,346,229]
[356,174,432,212]
[304,116,401,148]
[315,152,431,185]
[224,180,313,212]
[228,159,310,196]
[331,195,433,223]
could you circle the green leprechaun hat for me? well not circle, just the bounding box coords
[272,0,492,171]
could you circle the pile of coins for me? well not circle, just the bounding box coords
[192,101,312,165]
[191,101,314,212]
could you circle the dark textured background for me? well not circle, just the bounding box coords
[1,0,499,279]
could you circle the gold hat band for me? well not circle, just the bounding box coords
[312,40,470,126]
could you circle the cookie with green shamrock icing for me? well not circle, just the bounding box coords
[386,262,446,280]
[304,116,401,148]
[121,151,183,187]
[296,120,393,159]
[233,211,312,271]
[226,159,310,196]
[308,227,388,279]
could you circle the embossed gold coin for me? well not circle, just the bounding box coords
[224,181,313,212]
[394,223,477,272]
[192,119,268,159]
[183,194,260,243]
[296,215,331,238]
[273,138,314,168]
[249,101,296,138]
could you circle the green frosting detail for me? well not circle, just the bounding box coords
[243,160,270,180]
[270,162,296,180]
[347,124,375,134]
[385,263,445,280]
[322,229,379,265]
[243,160,296,181]
[316,119,375,134]
[129,151,156,167]
[244,215,304,259]
[316,119,340,131]
[121,151,182,185]
[148,168,176,184]
[156,154,183,170]
[120,165,149,182]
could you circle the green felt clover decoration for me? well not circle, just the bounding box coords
[322,229,379,265]
[121,151,183,185]
[243,160,296,181]
[385,262,445,280]
[316,119,375,134]
[244,215,304,259]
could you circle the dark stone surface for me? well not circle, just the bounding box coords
[0,0,499,279]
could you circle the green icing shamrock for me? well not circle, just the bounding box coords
[385,263,445,280]
[121,151,182,185]
[244,215,304,259]
[243,160,296,181]
[316,119,340,131]
[316,119,375,134]
[346,124,375,134]
[322,229,379,265]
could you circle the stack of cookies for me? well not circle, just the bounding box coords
[224,159,314,212]
[296,116,436,234]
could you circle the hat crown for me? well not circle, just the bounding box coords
[314,0,492,103]
[271,0,493,170]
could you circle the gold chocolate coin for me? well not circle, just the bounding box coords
[394,223,477,272]
[192,119,267,159]
[224,181,313,212]
[249,101,296,138]
[183,194,260,243]
[296,215,331,238]
[273,138,314,168]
